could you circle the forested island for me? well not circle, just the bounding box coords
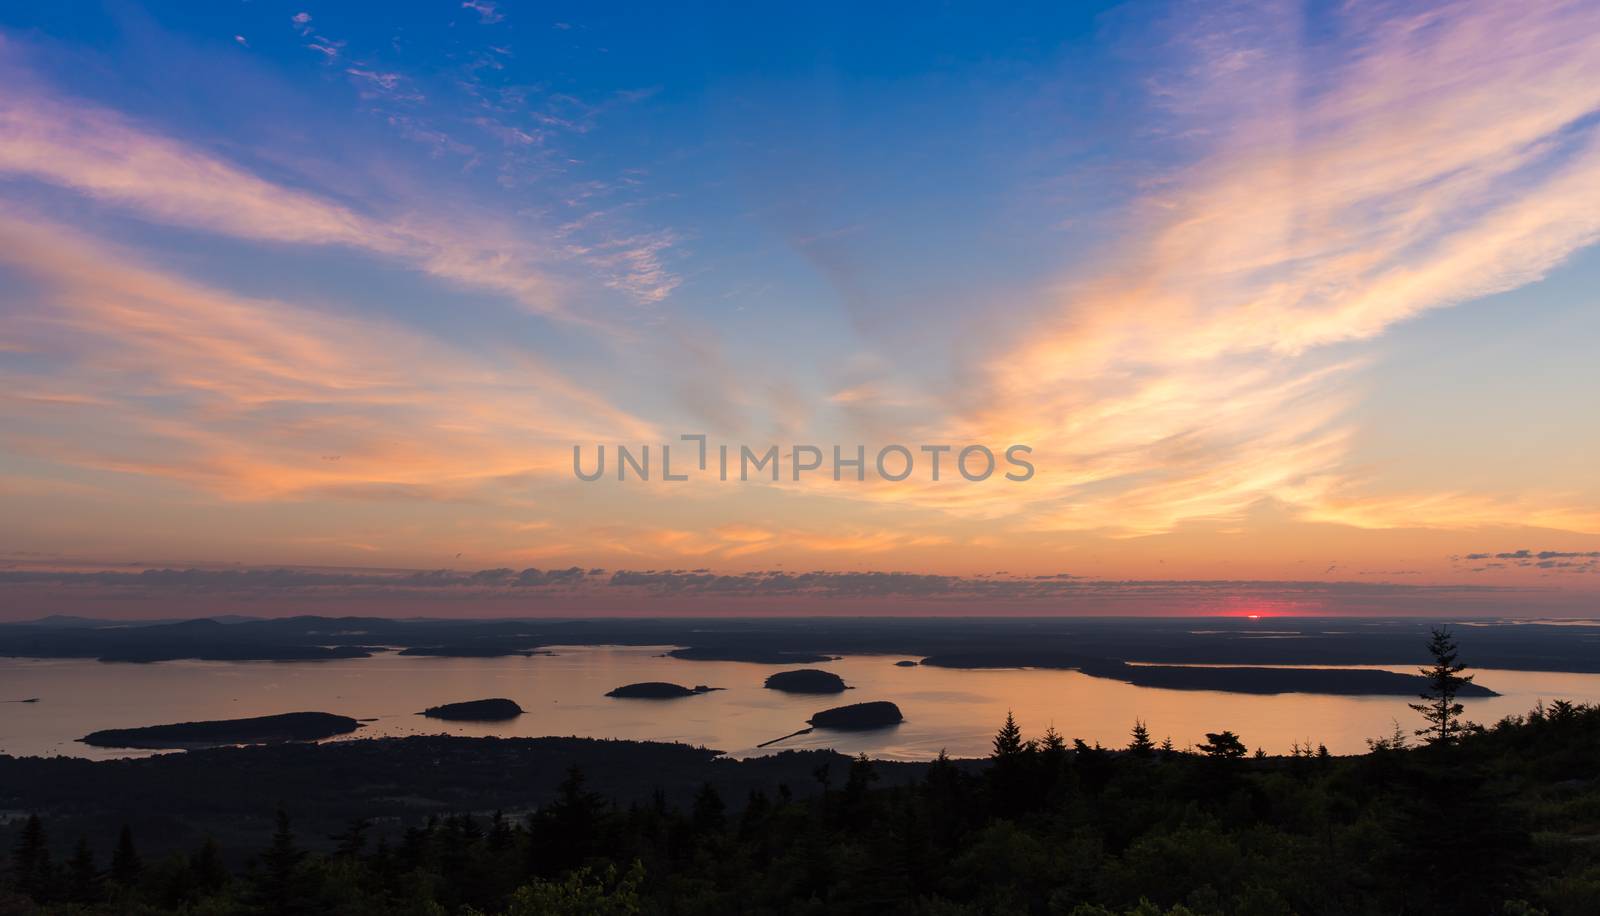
[420,699,525,721]
[763,669,850,694]
[78,712,361,749]
[604,682,720,699]
[807,700,904,729]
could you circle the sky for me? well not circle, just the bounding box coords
[2,0,1599,619]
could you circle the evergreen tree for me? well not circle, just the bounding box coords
[488,809,515,852]
[255,805,306,915]
[991,710,1025,759]
[65,836,99,904]
[1410,626,1473,746]
[1040,725,1067,755]
[691,782,726,834]
[1198,731,1247,758]
[109,824,142,888]
[189,837,230,896]
[10,814,51,901]
[330,818,369,859]
[529,765,607,876]
[1129,719,1155,756]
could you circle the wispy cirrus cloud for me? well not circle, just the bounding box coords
[953,0,1600,536]
[461,1,504,26]
[0,62,571,314]
[0,211,655,499]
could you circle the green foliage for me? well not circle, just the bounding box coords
[502,862,643,916]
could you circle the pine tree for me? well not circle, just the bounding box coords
[1198,731,1247,758]
[691,782,726,834]
[11,814,51,901]
[330,818,369,859]
[1409,626,1473,746]
[488,810,515,852]
[529,765,607,876]
[1039,725,1066,755]
[189,837,230,896]
[109,824,141,887]
[256,806,305,915]
[1129,719,1154,756]
[991,710,1024,759]
[66,836,99,904]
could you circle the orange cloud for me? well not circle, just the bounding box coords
[0,211,655,500]
[944,0,1600,536]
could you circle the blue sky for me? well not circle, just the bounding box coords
[2,0,1600,617]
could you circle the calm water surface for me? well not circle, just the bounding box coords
[5,645,1600,760]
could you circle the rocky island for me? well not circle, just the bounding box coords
[420,698,525,721]
[764,669,850,694]
[80,712,362,749]
[606,682,721,699]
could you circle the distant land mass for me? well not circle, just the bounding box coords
[1100,662,1501,696]
[79,712,362,749]
[764,669,850,694]
[97,645,373,663]
[420,698,524,721]
[605,682,721,699]
[4,616,1595,695]
[398,646,548,658]
[667,647,838,664]
[921,653,1500,696]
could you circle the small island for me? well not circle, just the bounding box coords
[420,698,525,721]
[80,712,362,749]
[764,669,850,694]
[807,701,904,730]
[606,682,721,699]
[894,660,919,667]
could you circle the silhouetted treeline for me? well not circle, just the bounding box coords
[5,699,1598,915]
